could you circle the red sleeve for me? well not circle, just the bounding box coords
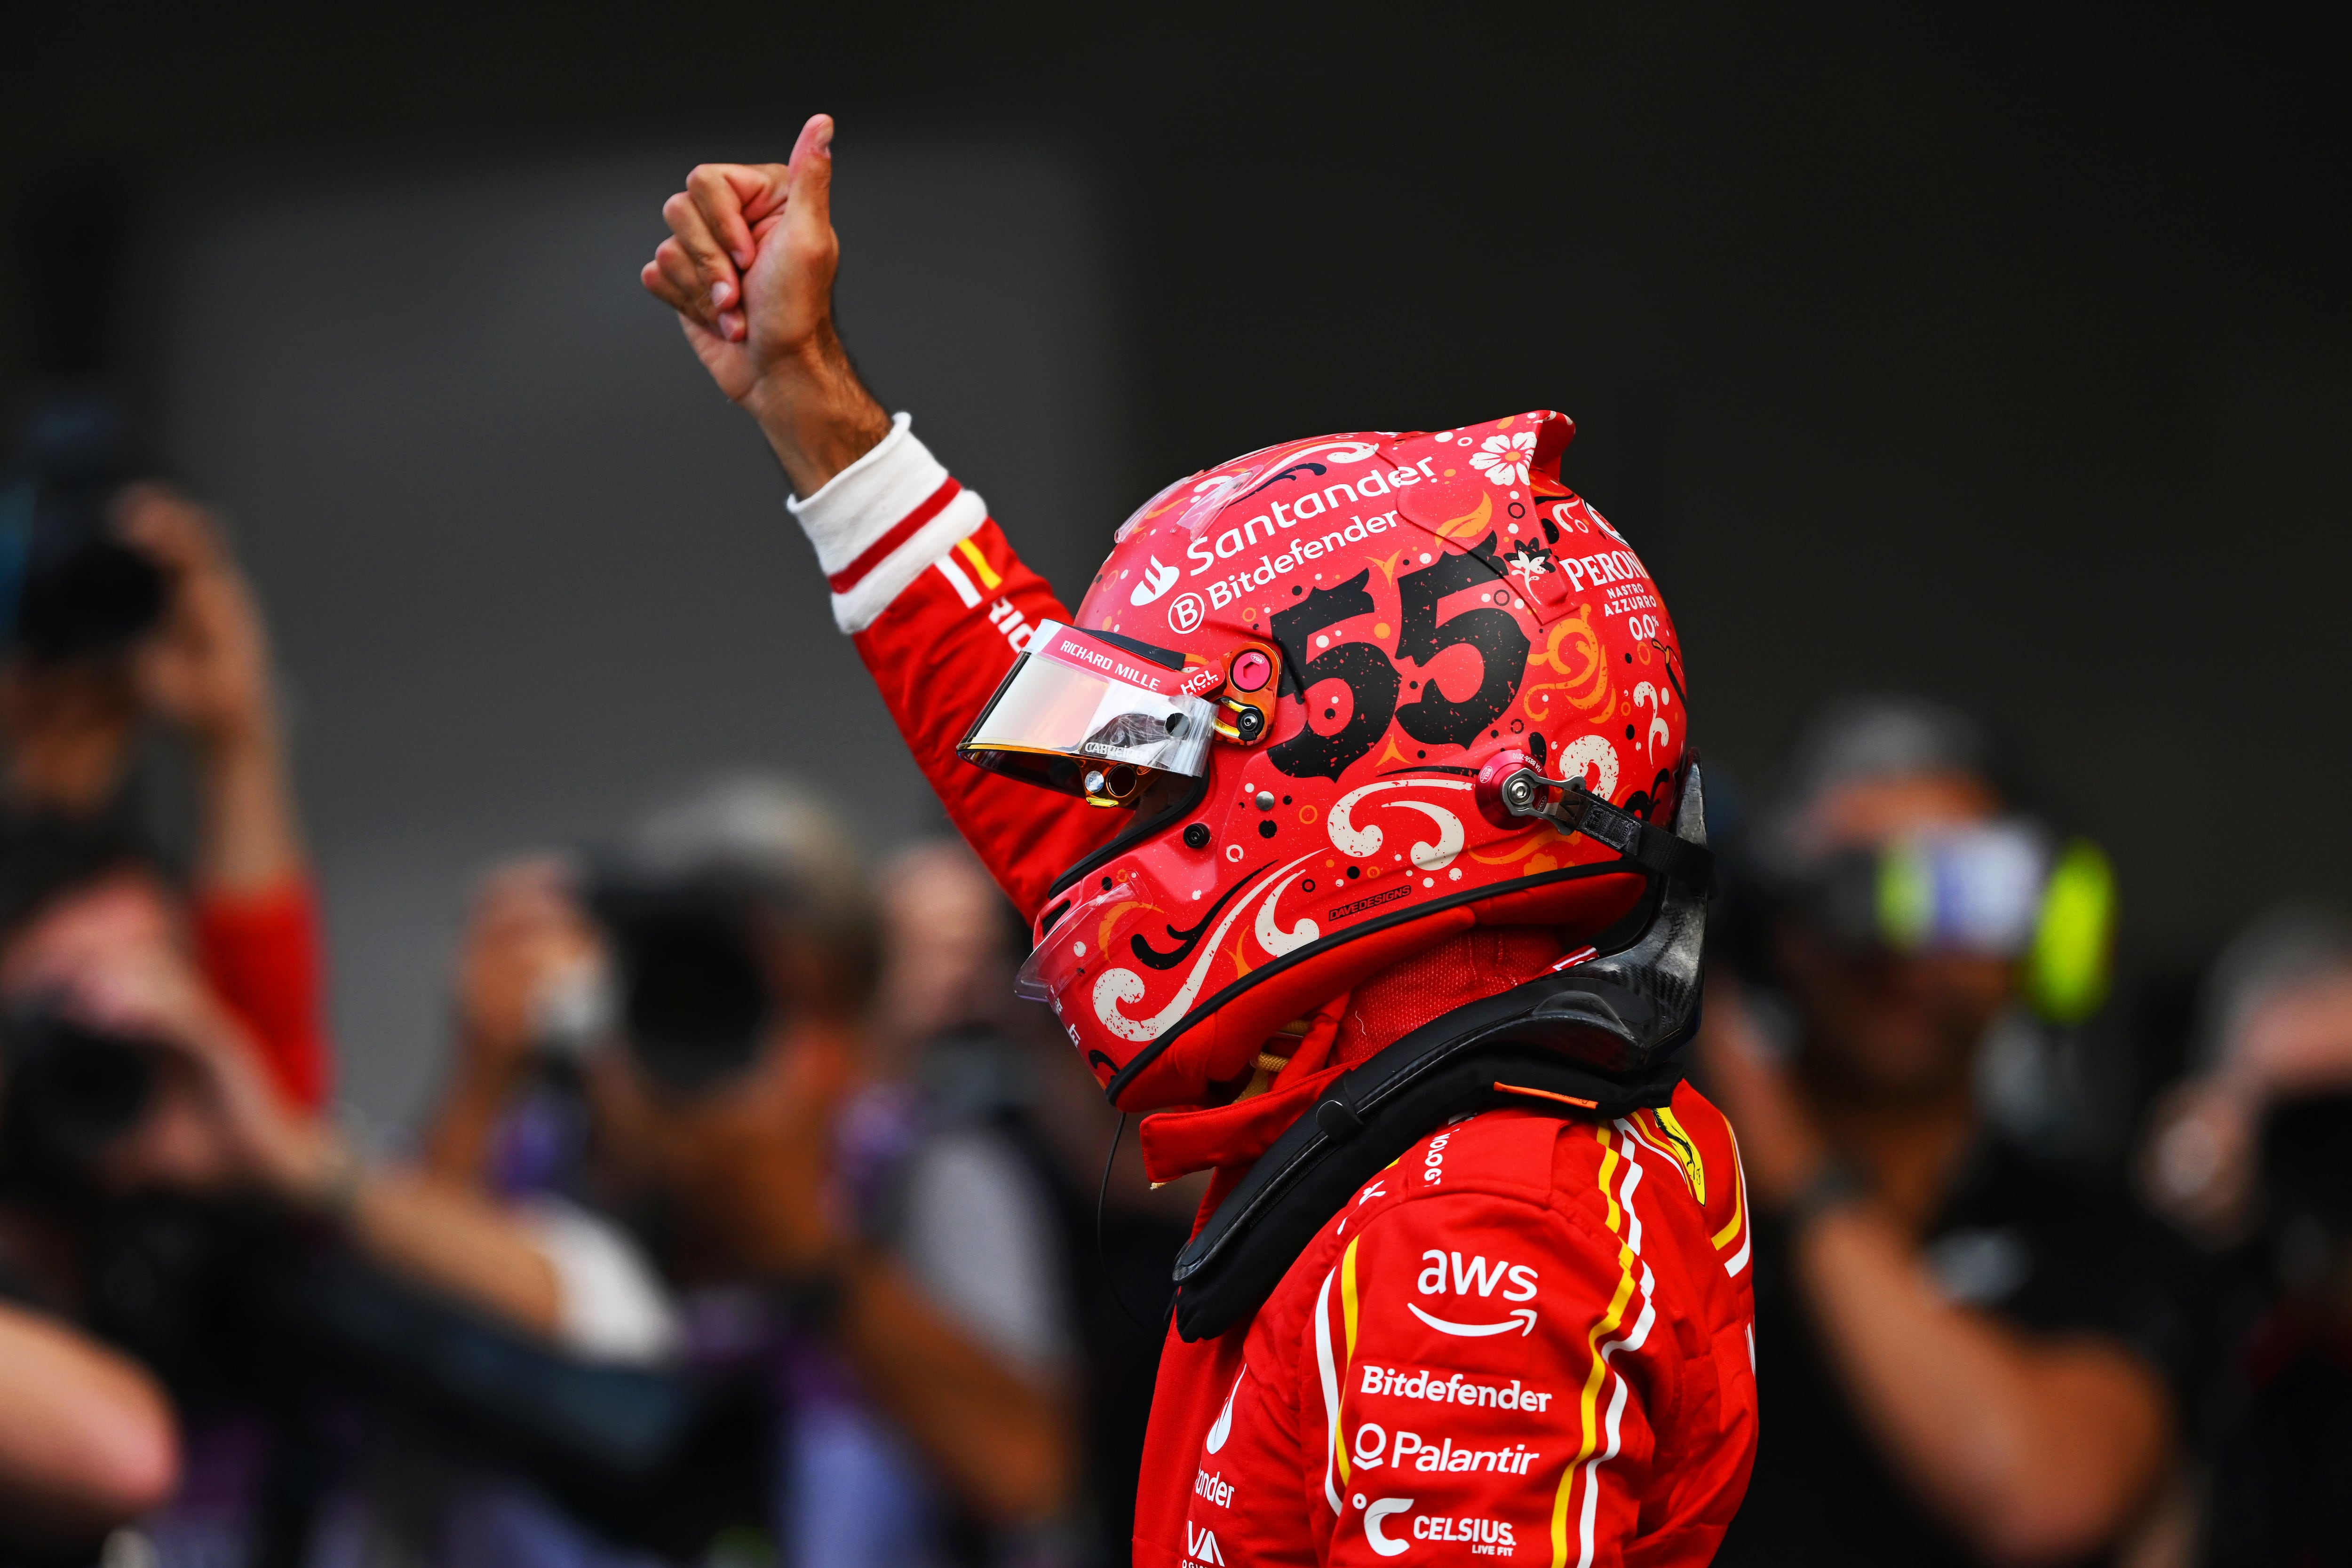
[193,877,334,1110]
[850,515,1123,918]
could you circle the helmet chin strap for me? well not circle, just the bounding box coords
[1166,762,1716,1343]
[1230,1017,1318,1105]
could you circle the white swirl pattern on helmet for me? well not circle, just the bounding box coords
[1254,865,1322,957]
[1553,735,1621,801]
[1092,851,1320,1042]
[1327,779,1474,869]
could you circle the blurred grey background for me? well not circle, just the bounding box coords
[3,6,2344,1133]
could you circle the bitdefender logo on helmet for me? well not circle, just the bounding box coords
[1168,591,1206,634]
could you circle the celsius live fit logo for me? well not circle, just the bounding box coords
[1359,1497,1416,1559]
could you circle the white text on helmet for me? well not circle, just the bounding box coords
[1184,459,1435,578]
[1196,513,1403,611]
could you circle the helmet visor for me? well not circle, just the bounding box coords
[959,620,1215,802]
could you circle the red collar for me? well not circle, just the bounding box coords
[1136,928,1573,1203]
[1139,1061,1347,1187]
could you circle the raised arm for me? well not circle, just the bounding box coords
[642,116,1114,914]
[0,1301,179,1554]
[124,485,334,1109]
[120,487,304,897]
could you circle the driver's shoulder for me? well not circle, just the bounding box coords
[1358,1100,1740,1273]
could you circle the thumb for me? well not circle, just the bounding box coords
[786,113,834,240]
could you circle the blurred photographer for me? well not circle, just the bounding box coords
[0,812,683,1564]
[1,404,327,1111]
[0,412,678,1561]
[0,403,642,1358]
[1702,697,2193,1568]
[2140,908,2352,1566]
[870,839,1209,1568]
[420,777,1076,1567]
[0,815,586,1316]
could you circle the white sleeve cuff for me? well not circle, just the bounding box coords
[516,1195,683,1366]
[785,413,990,633]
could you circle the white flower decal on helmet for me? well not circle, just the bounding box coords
[1468,430,1537,487]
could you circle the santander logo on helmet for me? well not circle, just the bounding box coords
[971,412,1689,1110]
[1131,556,1183,607]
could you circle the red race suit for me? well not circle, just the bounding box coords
[794,416,1759,1567]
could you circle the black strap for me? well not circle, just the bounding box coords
[1544,777,1714,896]
[1631,819,1714,894]
[1168,968,1692,1343]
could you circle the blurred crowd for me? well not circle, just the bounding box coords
[0,403,2346,1568]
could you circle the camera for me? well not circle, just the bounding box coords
[2261,1090,2352,1252]
[0,398,169,665]
[0,1001,159,1180]
[533,867,779,1097]
[1775,819,2115,1024]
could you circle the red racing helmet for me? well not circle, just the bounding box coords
[961,411,1692,1110]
